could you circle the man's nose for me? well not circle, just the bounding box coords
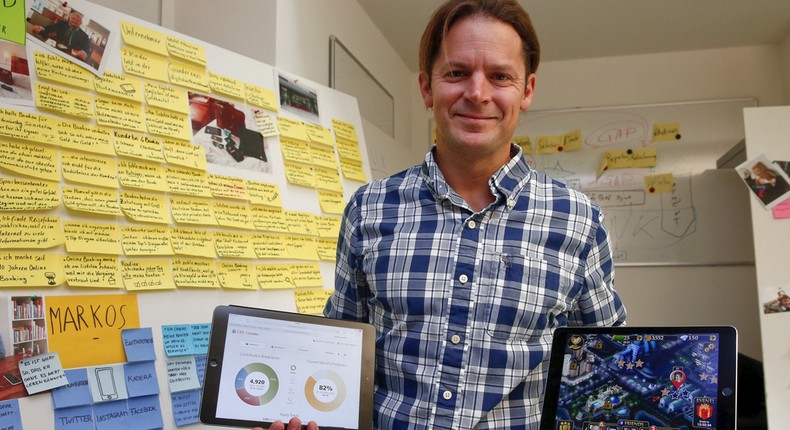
[464,72,491,103]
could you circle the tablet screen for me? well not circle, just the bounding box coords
[540,326,737,430]
[201,306,375,430]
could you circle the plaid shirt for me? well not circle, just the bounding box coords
[326,146,627,429]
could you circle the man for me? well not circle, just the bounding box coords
[32,11,91,62]
[264,0,626,429]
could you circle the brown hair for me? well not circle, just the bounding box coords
[419,0,540,83]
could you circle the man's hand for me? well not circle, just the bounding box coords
[32,25,43,33]
[252,417,319,430]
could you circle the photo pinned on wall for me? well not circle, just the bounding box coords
[188,92,271,174]
[24,0,113,76]
[760,286,790,315]
[279,73,321,124]
[736,154,790,209]
[0,295,49,401]
[0,40,33,106]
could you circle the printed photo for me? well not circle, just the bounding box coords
[25,0,111,75]
[279,73,321,124]
[0,41,33,106]
[188,92,271,174]
[737,154,790,209]
[760,286,790,315]
[0,295,48,401]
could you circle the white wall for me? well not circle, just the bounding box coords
[782,31,790,104]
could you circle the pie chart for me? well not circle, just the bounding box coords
[235,363,279,406]
[304,370,346,412]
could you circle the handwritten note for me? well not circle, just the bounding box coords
[61,151,118,188]
[171,389,201,426]
[121,259,176,291]
[208,173,248,200]
[310,145,339,169]
[113,130,165,162]
[170,227,217,258]
[317,190,346,214]
[0,252,64,287]
[246,180,282,207]
[165,167,212,197]
[213,201,253,229]
[118,159,168,191]
[126,394,164,429]
[63,255,121,288]
[33,52,95,90]
[0,108,58,145]
[256,264,296,289]
[162,137,208,170]
[35,83,95,119]
[168,61,209,91]
[250,233,289,259]
[54,404,94,430]
[95,96,146,132]
[123,361,159,397]
[0,139,60,181]
[0,214,63,249]
[314,166,344,192]
[339,158,367,182]
[170,197,217,225]
[208,71,245,99]
[87,364,129,403]
[332,118,359,142]
[281,136,313,164]
[119,191,171,224]
[56,119,115,155]
[172,258,219,288]
[120,226,173,255]
[121,47,168,82]
[771,198,790,219]
[122,327,156,363]
[144,81,189,113]
[51,368,92,409]
[250,206,289,232]
[284,236,320,261]
[120,21,168,54]
[316,216,342,239]
[19,352,68,394]
[94,71,144,102]
[145,106,192,140]
[652,122,681,142]
[63,221,122,255]
[335,137,363,161]
[213,232,256,259]
[216,261,257,289]
[317,238,338,261]
[294,288,334,314]
[513,135,532,154]
[0,178,60,211]
[290,263,324,287]
[167,35,207,66]
[644,173,675,193]
[284,162,316,187]
[305,123,335,147]
[245,83,278,111]
[284,210,318,236]
[61,186,121,216]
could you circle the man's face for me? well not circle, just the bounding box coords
[68,13,83,27]
[419,15,535,159]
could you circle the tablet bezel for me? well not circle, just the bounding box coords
[539,325,738,430]
[200,305,376,430]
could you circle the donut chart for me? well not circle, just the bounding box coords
[235,363,279,406]
[304,370,347,412]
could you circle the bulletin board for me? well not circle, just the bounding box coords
[517,98,756,266]
[0,0,371,429]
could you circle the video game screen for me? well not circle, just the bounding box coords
[549,331,725,430]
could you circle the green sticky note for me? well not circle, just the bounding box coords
[1,0,26,45]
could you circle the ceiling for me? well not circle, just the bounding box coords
[356,0,790,73]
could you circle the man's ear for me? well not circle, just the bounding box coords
[418,72,433,109]
[520,73,536,112]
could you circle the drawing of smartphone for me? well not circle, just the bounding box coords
[205,125,223,136]
[3,373,21,385]
[95,367,118,400]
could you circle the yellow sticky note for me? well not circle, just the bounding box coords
[256,264,295,290]
[145,107,192,141]
[56,120,115,155]
[118,159,168,192]
[277,116,309,141]
[280,136,312,164]
[121,259,176,291]
[166,35,207,66]
[170,197,217,225]
[631,147,658,168]
[314,166,344,192]
[563,129,583,152]
[284,162,316,188]
[208,71,245,99]
[0,178,60,211]
[317,190,346,215]
[644,173,675,194]
[113,130,164,162]
[254,112,279,137]
[63,255,122,288]
[290,263,324,287]
[95,96,146,132]
[46,294,140,368]
[653,122,681,142]
[121,47,168,82]
[216,262,257,290]
[61,151,118,188]
[120,191,171,224]
[144,81,190,114]
[316,238,338,261]
[120,21,168,55]
[213,232,256,259]
[0,252,63,287]
[0,109,58,145]
[0,215,63,249]
[294,288,333,315]
[536,135,565,154]
[596,156,609,179]
[162,138,207,171]
[331,118,359,142]
[601,150,632,169]
[316,216,341,239]
[33,51,95,90]
[0,139,60,181]
[172,258,219,289]
[340,158,367,182]
[61,186,121,216]
[168,61,209,91]
[305,123,335,147]
[94,71,144,103]
[284,210,318,236]
[310,145,339,169]
[171,227,217,258]
[246,83,278,112]
[250,206,289,233]
[63,221,122,255]
[513,135,532,154]
[335,137,363,161]
[246,180,282,207]
[251,234,289,259]
[165,167,212,197]
[120,226,173,255]
[35,83,95,119]
[208,174,248,200]
[213,201,253,229]
[284,236,319,261]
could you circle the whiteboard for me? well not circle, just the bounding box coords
[518,98,756,265]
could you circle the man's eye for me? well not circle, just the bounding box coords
[493,73,509,81]
[448,70,464,78]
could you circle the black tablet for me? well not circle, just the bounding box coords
[539,326,737,430]
[200,305,376,429]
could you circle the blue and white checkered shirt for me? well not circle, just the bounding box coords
[326,146,627,429]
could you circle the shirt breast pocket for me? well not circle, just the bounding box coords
[483,255,577,341]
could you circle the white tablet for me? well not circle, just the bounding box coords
[200,305,376,430]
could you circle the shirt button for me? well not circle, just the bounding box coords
[467,220,476,229]
[450,334,461,344]
[506,199,515,209]
[459,274,468,284]
[442,390,453,400]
